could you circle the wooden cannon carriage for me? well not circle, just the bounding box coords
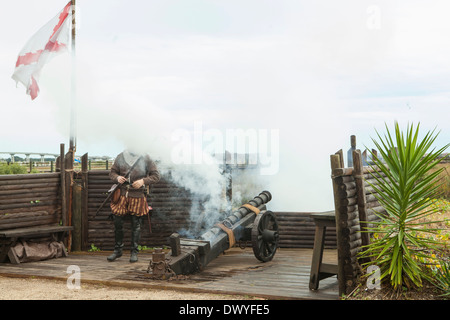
[148,191,279,277]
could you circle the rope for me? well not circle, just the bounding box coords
[64,168,81,186]
[241,203,260,215]
[216,223,236,249]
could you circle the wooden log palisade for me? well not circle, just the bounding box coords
[330,149,386,296]
[0,144,73,264]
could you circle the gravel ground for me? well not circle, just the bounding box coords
[0,275,256,300]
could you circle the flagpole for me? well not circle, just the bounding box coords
[69,0,77,153]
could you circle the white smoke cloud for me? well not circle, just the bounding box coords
[2,0,450,217]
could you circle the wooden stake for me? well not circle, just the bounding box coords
[60,144,66,226]
[81,153,89,251]
[64,149,74,252]
[353,150,370,250]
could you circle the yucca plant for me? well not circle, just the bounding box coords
[432,260,450,296]
[360,122,449,290]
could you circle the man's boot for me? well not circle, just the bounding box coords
[130,215,142,263]
[107,215,124,262]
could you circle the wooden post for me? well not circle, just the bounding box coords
[170,233,181,257]
[330,153,346,296]
[353,150,370,250]
[371,149,378,163]
[81,153,89,251]
[362,149,367,165]
[72,183,82,251]
[347,135,357,167]
[335,149,344,168]
[351,135,356,148]
[64,149,74,252]
[60,144,67,226]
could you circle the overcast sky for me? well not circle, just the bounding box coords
[1,1,449,210]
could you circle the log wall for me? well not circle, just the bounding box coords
[80,164,338,251]
[0,173,62,230]
[275,212,336,249]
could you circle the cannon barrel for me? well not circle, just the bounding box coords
[200,190,272,244]
[149,191,273,277]
[197,190,272,268]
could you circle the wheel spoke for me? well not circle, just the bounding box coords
[258,214,267,233]
[261,241,268,257]
[267,241,275,254]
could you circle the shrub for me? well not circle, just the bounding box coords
[432,260,450,296]
[0,163,28,175]
[431,164,450,200]
[360,122,449,290]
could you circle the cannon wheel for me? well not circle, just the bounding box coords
[251,210,279,262]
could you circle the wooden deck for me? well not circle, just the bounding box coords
[0,247,339,300]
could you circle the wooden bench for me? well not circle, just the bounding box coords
[0,225,73,264]
[309,211,338,290]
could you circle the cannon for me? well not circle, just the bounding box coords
[147,191,279,277]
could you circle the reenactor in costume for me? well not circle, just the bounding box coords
[107,149,160,263]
